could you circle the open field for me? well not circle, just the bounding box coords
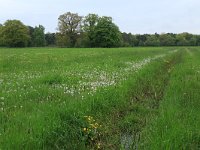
[0,47,200,149]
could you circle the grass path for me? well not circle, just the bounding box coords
[140,48,200,149]
[105,49,183,149]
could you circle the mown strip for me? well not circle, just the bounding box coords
[104,49,183,149]
[140,48,200,149]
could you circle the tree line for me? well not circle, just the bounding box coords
[122,32,200,47]
[0,20,46,47]
[0,12,200,48]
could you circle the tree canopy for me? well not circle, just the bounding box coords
[58,12,82,47]
[0,12,200,48]
[33,25,46,47]
[92,16,122,47]
[0,24,3,46]
[1,20,30,47]
[83,14,99,47]
[56,12,122,48]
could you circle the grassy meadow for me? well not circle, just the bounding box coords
[0,47,199,149]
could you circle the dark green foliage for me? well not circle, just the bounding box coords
[83,14,122,48]
[27,26,35,47]
[136,34,149,46]
[196,35,200,46]
[159,33,176,46]
[145,35,160,46]
[0,24,3,46]
[1,20,30,47]
[75,33,90,48]
[176,32,196,46]
[83,14,99,47]
[93,16,122,47]
[121,32,136,47]
[122,32,200,47]
[55,33,70,47]
[1,12,200,48]
[56,13,122,48]
[45,33,56,46]
[32,25,46,47]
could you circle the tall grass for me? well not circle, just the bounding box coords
[140,48,200,149]
[0,47,199,149]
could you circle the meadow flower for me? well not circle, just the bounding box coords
[97,143,101,149]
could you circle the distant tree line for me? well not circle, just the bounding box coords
[0,12,200,47]
[121,32,200,47]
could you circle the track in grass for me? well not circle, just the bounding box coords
[140,48,200,149]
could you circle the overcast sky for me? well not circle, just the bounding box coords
[0,0,199,34]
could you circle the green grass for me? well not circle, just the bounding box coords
[140,48,200,149]
[0,47,199,149]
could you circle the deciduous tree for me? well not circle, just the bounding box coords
[145,35,160,46]
[55,33,70,47]
[33,25,46,47]
[27,26,35,46]
[1,20,30,47]
[45,32,56,46]
[93,16,121,47]
[0,24,3,46]
[83,14,99,47]
[159,33,175,46]
[58,12,82,47]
